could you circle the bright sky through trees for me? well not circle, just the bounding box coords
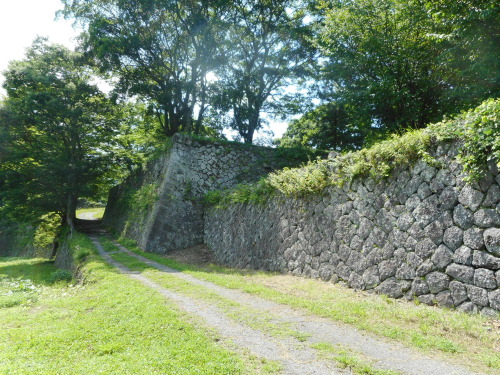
[0,0,79,97]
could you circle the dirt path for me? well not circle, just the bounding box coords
[90,235,484,375]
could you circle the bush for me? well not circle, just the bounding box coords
[49,269,73,284]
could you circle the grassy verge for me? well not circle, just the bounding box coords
[101,237,398,375]
[0,233,275,375]
[116,236,500,374]
[76,207,105,220]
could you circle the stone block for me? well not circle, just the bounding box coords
[458,185,484,211]
[439,186,458,210]
[431,244,453,269]
[484,228,500,256]
[415,238,436,259]
[411,278,430,296]
[436,290,454,308]
[489,289,500,310]
[375,278,403,298]
[457,301,479,314]
[474,268,497,289]
[426,271,450,293]
[453,204,474,230]
[449,281,468,305]
[446,263,474,284]
[472,251,500,270]
[418,294,436,306]
[443,226,463,250]
[416,259,437,277]
[452,245,473,265]
[467,285,489,307]
[378,259,398,281]
[474,209,500,228]
[463,228,484,250]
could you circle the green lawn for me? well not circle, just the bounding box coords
[0,234,272,375]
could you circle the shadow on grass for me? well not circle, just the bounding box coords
[0,258,57,285]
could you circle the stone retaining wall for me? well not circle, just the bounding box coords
[205,141,500,315]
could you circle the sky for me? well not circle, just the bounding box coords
[0,0,81,96]
[0,0,288,139]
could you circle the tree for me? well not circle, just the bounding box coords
[0,39,118,229]
[61,0,229,137]
[276,102,364,150]
[216,0,315,144]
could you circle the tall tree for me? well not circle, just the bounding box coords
[61,0,228,136]
[0,39,117,229]
[217,0,315,144]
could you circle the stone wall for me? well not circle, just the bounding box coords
[205,141,500,315]
[103,134,296,253]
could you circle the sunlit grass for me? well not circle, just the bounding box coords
[76,207,105,220]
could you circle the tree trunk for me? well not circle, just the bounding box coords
[66,194,77,233]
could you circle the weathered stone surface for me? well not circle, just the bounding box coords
[489,289,500,310]
[457,301,479,314]
[443,226,463,250]
[418,294,436,306]
[446,264,474,284]
[467,285,489,307]
[480,307,500,318]
[482,184,500,208]
[396,264,416,280]
[415,238,436,259]
[463,228,484,250]
[439,186,458,210]
[431,244,453,269]
[426,271,450,294]
[411,278,429,296]
[362,265,380,289]
[375,278,403,298]
[413,195,440,228]
[415,259,436,277]
[453,204,474,230]
[449,281,468,305]
[458,185,484,211]
[436,290,454,308]
[452,245,473,265]
[424,220,444,245]
[484,228,500,255]
[472,251,500,270]
[474,209,500,228]
[474,268,497,289]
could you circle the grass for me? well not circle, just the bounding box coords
[115,236,500,374]
[312,342,401,375]
[76,207,105,220]
[0,233,276,375]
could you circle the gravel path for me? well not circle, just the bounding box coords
[91,235,484,375]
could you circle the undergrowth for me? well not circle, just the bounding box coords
[206,98,499,208]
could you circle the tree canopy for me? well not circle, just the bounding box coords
[0,39,118,228]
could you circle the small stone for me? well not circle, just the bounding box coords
[396,264,416,280]
[474,268,497,289]
[453,204,474,230]
[375,278,403,298]
[362,266,380,289]
[397,213,414,231]
[424,220,444,245]
[467,285,489,306]
[446,263,474,284]
[411,278,430,296]
[488,289,500,310]
[426,271,450,293]
[413,195,440,228]
[463,228,484,250]
[436,290,454,308]
[458,185,484,211]
[480,307,499,319]
[431,244,453,269]
[484,228,500,255]
[416,259,436,277]
[415,238,436,259]
[457,301,479,314]
[439,186,458,210]
[418,294,436,306]
[483,184,500,208]
[443,226,463,250]
[472,251,500,270]
[474,209,500,228]
[453,245,473,265]
[418,182,433,200]
[449,281,468,305]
